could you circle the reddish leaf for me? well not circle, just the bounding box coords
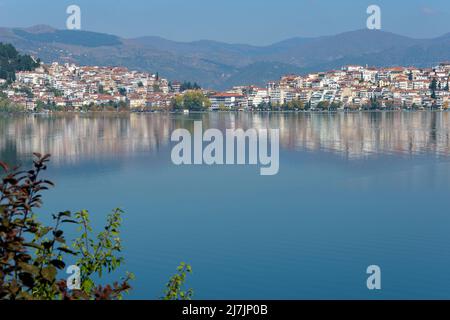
[0,161,8,172]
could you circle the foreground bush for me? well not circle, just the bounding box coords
[0,153,192,300]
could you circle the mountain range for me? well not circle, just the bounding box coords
[0,25,449,89]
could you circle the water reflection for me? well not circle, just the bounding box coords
[1,111,450,164]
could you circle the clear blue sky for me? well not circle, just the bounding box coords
[0,0,449,45]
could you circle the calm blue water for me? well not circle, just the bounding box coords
[2,111,450,299]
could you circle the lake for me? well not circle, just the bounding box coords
[1,111,450,299]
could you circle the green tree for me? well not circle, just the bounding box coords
[330,101,342,110]
[287,99,304,110]
[118,88,127,96]
[430,78,438,91]
[35,100,47,112]
[171,91,210,111]
[0,97,25,113]
[46,86,63,97]
[152,84,161,93]
[180,82,201,92]
[163,263,193,300]
[0,43,39,82]
[16,86,33,98]
[170,95,184,110]
[316,101,330,111]
[430,78,438,99]
[368,97,381,110]
[218,103,228,111]
[184,91,209,111]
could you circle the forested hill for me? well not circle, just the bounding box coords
[0,43,40,82]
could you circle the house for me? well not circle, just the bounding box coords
[209,93,245,109]
[128,94,147,109]
[171,81,181,93]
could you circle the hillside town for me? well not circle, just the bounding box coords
[2,61,450,111]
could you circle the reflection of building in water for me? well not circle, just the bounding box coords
[1,112,450,164]
[219,112,450,159]
[280,112,450,158]
[0,114,173,164]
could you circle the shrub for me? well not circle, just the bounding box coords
[0,153,193,300]
[0,154,132,299]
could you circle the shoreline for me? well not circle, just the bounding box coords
[0,108,449,116]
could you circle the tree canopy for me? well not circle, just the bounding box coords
[171,91,210,111]
[0,43,40,82]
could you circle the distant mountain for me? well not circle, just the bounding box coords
[260,30,421,66]
[12,28,121,47]
[130,37,260,68]
[0,25,449,89]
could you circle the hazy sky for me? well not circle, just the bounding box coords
[0,0,449,45]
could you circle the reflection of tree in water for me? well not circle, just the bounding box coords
[429,112,437,145]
